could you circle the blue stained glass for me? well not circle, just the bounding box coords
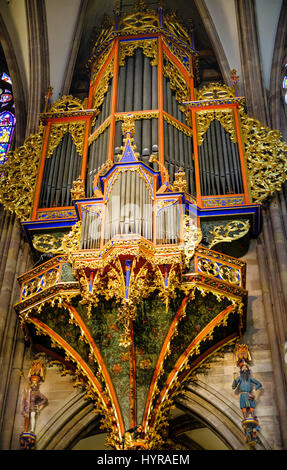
[0,111,16,166]
[1,73,12,85]
[283,76,287,88]
[0,93,12,103]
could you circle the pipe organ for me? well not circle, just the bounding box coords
[25,2,261,250]
[3,1,287,451]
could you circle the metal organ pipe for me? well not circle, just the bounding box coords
[87,127,110,197]
[116,48,158,160]
[156,202,179,244]
[39,133,81,208]
[134,48,143,111]
[104,171,152,243]
[198,120,244,196]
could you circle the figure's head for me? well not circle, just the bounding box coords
[30,375,40,390]
[240,363,250,380]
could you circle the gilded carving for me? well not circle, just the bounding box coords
[32,234,64,254]
[208,220,250,249]
[196,109,237,146]
[162,38,191,75]
[91,42,114,85]
[183,215,202,266]
[196,82,236,101]
[115,110,159,122]
[0,123,45,221]
[71,177,86,200]
[118,3,159,35]
[61,221,82,256]
[89,117,111,145]
[163,11,192,48]
[118,39,158,67]
[163,112,192,137]
[239,109,287,203]
[47,121,86,158]
[47,95,85,113]
[163,53,190,115]
[92,59,114,111]
[197,257,241,286]
[173,169,188,192]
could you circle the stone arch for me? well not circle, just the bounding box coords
[175,379,272,450]
[36,391,102,450]
[34,375,273,450]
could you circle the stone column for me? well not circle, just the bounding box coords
[235,0,270,126]
[269,0,287,133]
[25,0,50,136]
[0,207,33,449]
[235,0,287,448]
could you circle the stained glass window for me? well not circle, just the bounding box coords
[0,111,15,164]
[1,72,12,85]
[283,76,287,89]
[0,72,15,167]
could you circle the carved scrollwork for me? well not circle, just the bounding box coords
[0,124,45,221]
[71,177,86,200]
[61,221,82,256]
[183,215,203,266]
[163,11,192,48]
[196,82,236,101]
[92,59,114,111]
[47,121,86,158]
[118,2,159,35]
[208,220,250,249]
[118,39,158,67]
[32,234,64,254]
[48,95,85,113]
[239,109,287,203]
[163,53,190,115]
[196,109,237,146]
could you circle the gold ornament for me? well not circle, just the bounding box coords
[208,220,250,249]
[183,215,203,266]
[71,178,86,200]
[118,39,158,67]
[0,124,45,221]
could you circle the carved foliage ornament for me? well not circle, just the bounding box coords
[196,109,237,146]
[239,109,287,203]
[0,124,45,221]
[195,83,287,203]
[163,53,190,115]
[208,220,250,249]
[92,59,114,111]
[47,121,86,158]
[118,39,158,67]
[183,215,203,266]
[47,95,85,113]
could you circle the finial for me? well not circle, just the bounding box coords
[231,69,239,96]
[122,114,136,137]
[44,86,53,113]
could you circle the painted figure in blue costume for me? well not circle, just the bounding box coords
[232,363,262,418]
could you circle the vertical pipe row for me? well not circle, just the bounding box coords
[163,120,194,194]
[86,127,110,197]
[198,120,244,196]
[116,49,158,160]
